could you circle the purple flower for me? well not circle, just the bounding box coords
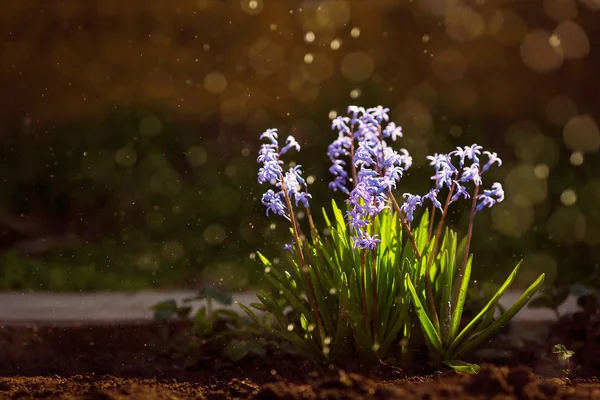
[460,164,482,186]
[332,116,350,134]
[259,128,279,145]
[367,106,390,122]
[452,144,483,167]
[450,182,470,203]
[353,233,381,250]
[329,176,349,194]
[262,189,287,217]
[354,142,376,168]
[258,160,282,184]
[258,128,311,218]
[347,105,365,125]
[482,151,502,173]
[280,136,301,155]
[382,122,402,141]
[422,189,442,211]
[400,193,423,224]
[476,183,504,212]
[427,153,456,189]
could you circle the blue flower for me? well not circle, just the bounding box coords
[257,128,311,218]
[460,164,482,186]
[259,128,279,145]
[347,105,365,125]
[353,233,381,250]
[400,193,423,224]
[332,116,350,134]
[427,153,456,189]
[382,122,402,141]
[262,189,287,217]
[329,176,349,194]
[258,160,282,184]
[354,142,376,168]
[482,151,502,173]
[280,136,301,155]
[450,182,470,203]
[422,189,442,211]
[476,183,504,212]
[367,106,390,122]
[451,144,483,167]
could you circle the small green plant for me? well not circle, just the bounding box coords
[240,106,544,374]
[150,288,271,364]
[551,344,581,378]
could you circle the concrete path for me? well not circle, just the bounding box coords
[0,290,581,325]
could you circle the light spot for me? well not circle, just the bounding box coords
[545,95,578,126]
[489,10,528,46]
[162,241,184,262]
[534,164,550,179]
[350,27,361,38]
[431,49,467,83]
[553,20,590,60]
[204,72,227,94]
[561,189,577,206]
[520,30,563,73]
[330,38,341,50]
[544,0,578,21]
[350,88,361,99]
[204,224,226,245]
[341,52,375,82]
[563,115,600,153]
[570,152,584,166]
[115,146,138,168]
[241,0,263,15]
[305,31,315,43]
[303,53,314,64]
[139,116,162,136]
[185,146,208,167]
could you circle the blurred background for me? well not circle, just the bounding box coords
[0,0,599,292]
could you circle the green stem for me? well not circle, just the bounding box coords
[371,217,379,345]
[360,249,368,319]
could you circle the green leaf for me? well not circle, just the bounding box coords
[448,254,473,343]
[250,302,269,312]
[406,273,443,357]
[443,360,481,374]
[453,273,545,359]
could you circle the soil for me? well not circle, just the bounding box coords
[0,319,599,400]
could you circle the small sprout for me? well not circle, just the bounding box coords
[551,344,581,378]
[552,344,574,361]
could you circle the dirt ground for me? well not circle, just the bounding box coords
[0,321,599,399]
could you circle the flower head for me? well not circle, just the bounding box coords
[257,128,311,219]
[476,182,504,212]
[482,151,502,173]
[400,193,423,224]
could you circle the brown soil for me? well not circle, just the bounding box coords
[0,321,599,399]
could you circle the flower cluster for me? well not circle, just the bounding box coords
[257,106,506,252]
[422,145,504,216]
[328,106,411,249]
[257,128,311,221]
